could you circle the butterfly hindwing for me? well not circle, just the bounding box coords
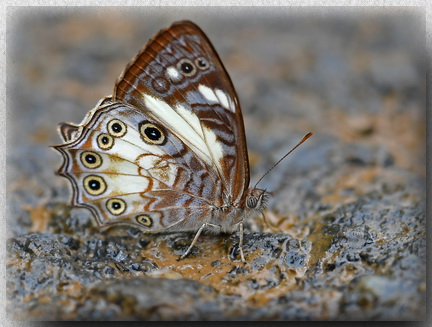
[55,101,221,231]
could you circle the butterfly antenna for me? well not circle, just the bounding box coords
[253,132,314,189]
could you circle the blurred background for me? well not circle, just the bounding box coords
[6,7,426,320]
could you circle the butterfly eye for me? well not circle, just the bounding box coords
[246,196,258,209]
[139,122,166,145]
[106,198,127,215]
[80,151,102,169]
[177,58,196,77]
[97,133,114,150]
[83,175,107,196]
[195,57,210,70]
[107,119,127,137]
[136,214,153,227]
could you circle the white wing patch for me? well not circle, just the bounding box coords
[176,103,205,139]
[166,66,182,82]
[203,126,224,166]
[142,94,226,174]
[199,84,218,103]
[215,89,230,111]
[198,84,235,112]
[80,173,150,199]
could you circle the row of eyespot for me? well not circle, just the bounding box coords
[77,118,167,226]
[92,118,167,153]
[80,119,166,196]
[82,176,153,227]
[80,119,163,198]
[176,57,210,77]
[79,118,167,193]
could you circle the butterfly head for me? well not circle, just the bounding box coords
[245,188,269,212]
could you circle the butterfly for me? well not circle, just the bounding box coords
[54,20,312,262]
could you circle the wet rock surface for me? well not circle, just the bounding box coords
[6,7,425,321]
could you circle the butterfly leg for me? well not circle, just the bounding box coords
[178,222,221,260]
[237,221,246,263]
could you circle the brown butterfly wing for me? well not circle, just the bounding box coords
[114,20,250,206]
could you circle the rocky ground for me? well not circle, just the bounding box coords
[6,7,426,321]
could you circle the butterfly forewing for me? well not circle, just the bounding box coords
[114,20,250,205]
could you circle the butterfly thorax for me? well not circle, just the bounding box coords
[209,188,268,233]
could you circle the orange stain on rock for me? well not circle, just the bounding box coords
[134,234,308,306]
[27,205,51,233]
